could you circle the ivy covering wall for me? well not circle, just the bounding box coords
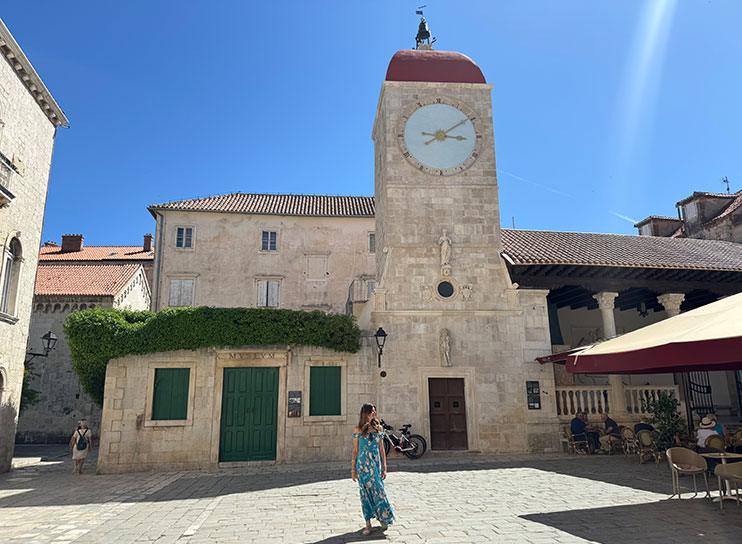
[64,307,361,406]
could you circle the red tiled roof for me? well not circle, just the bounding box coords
[385,50,487,84]
[39,246,153,261]
[501,229,742,271]
[701,192,742,227]
[149,193,375,218]
[35,264,142,296]
[676,190,739,207]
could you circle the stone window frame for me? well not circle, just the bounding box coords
[368,232,376,254]
[304,251,330,282]
[0,366,6,405]
[259,229,280,253]
[167,274,198,308]
[303,358,347,424]
[174,225,195,251]
[0,235,23,321]
[143,361,197,428]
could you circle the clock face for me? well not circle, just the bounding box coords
[397,97,484,176]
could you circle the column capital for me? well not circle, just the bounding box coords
[657,293,685,316]
[592,291,619,310]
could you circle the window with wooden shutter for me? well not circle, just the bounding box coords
[168,278,194,307]
[309,366,341,416]
[152,368,190,420]
[257,279,279,307]
[176,226,194,248]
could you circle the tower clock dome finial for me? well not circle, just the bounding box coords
[414,7,437,50]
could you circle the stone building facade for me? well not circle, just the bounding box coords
[97,47,742,473]
[15,235,152,444]
[147,196,375,314]
[0,18,67,472]
[636,190,742,243]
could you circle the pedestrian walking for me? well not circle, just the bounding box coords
[351,403,394,536]
[69,419,93,474]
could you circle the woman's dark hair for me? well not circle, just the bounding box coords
[358,403,381,436]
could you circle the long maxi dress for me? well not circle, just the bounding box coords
[353,431,395,524]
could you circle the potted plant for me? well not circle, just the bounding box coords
[645,392,688,451]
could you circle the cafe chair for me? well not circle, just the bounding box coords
[704,434,727,451]
[666,447,710,499]
[714,462,742,511]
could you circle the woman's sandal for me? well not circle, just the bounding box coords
[362,527,372,536]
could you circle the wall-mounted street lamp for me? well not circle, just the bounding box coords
[374,327,387,368]
[26,330,58,364]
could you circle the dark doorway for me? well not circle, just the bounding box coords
[429,378,468,450]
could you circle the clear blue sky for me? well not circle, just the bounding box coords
[3,1,740,245]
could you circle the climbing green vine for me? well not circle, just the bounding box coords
[64,307,361,406]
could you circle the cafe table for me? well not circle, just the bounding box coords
[700,451,742,502]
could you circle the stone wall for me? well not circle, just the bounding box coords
[17,268,150,444]
[97,343,376,474]
[151,211,375,314]
[16,299,109,444]
[0,41,59,472]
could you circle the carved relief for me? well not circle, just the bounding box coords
[440,328,452,367]
[461,284,472,301]
[438,229,451,267]
[420,284,433,301]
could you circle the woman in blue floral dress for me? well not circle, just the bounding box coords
[352,403,395,536]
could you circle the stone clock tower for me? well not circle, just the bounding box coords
[361,45,558,452]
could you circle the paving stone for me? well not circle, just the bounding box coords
[2,449,742,543]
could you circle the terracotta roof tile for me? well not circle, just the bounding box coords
[39,246,153,261]
[701,192,742,227]
[35,264,142,296]
[501,229,742,271]
[676,190,740,206]
[149,193,375,218]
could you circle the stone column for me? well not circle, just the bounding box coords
[592,292,625,416]
[657,293,689,420]
[657,293,685,318]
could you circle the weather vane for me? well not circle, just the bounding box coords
[722,176,731,194]
[415,6,437,50]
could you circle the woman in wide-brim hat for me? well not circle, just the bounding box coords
[696,416,719,450]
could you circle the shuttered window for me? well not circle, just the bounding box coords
[169,278,194,307]
[152,368,190,420]
[257,280,279,307]
[309,366,341,416]
[261,231,277,251]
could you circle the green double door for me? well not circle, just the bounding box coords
[219,367,278,462]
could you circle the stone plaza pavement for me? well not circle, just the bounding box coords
[2,446,742,543]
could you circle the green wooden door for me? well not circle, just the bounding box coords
[219,367,278,462]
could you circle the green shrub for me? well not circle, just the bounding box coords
[645,391,688,451]
[64,307,361,406]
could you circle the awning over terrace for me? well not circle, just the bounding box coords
[560,292,742,374]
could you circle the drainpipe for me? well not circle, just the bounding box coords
[152,211,164,311]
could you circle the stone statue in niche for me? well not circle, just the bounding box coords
[461,284,472,301]
[420,284,433,301]
[438,230,452,267]
[440,328,452,367]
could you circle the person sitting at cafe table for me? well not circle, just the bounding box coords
[634,417,654,434]
[599,413,622,452]
[696,416,720,450]
[571,411,601,453]
[707,412,729,440]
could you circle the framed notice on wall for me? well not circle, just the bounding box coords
[288,390,302,417]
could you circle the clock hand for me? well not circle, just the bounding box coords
[424,136,438,145]
[444,135,467,141]
[443,118,468,134]
[421,132,438,137]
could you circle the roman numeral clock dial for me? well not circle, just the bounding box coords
[397,97,484,176]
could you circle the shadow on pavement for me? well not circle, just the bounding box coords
[0,453,693,508]
[308,528,387,543]
[521,499,742,543]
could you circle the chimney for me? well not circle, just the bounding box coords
[143,234,154,252]
[61,234,84,253]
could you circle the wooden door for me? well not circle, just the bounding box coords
[429,378,468,450]
[220,367,278,462]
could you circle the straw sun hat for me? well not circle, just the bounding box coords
[699,417,715,429]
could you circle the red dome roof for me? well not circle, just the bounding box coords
[385,50,486,84]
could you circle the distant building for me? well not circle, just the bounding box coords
[0,18,68,472]
[15,234,152,443]
[635,190,742,242]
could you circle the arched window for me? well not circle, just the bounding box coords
[0,237,21,316]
